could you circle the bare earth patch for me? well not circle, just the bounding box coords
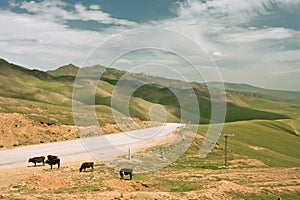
[23,173,70,190]
[249,145,265,151]
[103,179,153,191]
[0,113,155,149]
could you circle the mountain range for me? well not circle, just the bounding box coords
[0,58,299,125]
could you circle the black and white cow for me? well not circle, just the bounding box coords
[119,168,133,180]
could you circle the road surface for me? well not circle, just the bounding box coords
[0,123,181,169]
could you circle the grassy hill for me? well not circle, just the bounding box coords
[47,63,79,77]
[194,119,300,167]
[1,58,299,126]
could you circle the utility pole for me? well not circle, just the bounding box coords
[221,134,234,167]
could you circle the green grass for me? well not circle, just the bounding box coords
[198,119,300,167]
[156,119,300,170]
[133,172,201,192]
[169,183,194,192]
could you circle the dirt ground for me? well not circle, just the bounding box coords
[0,161,299,200]
[0,113,155,149]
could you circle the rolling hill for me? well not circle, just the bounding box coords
[0,58,298,126]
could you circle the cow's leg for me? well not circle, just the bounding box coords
[119,171,123,179]
[92,166,94,171]
[50,164,53,170]
[130,173,132,180]
[57,160,60,169]
[34,162,36,166]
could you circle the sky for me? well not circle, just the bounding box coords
[0,0,300,91]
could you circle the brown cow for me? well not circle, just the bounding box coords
[28,156,45,166]
[79,162,94,172]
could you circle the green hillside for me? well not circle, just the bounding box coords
[193,119,300,167]
[0,58,298,126]
[47,63,79,77]
[133,83,290,123]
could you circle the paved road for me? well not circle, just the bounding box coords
[0,123,181,169]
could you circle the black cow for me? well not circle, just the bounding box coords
[79,162,94,172]
[119,168,133,180]
[45,158,60,169]
[28,156,45,166]
[47,155,58,160]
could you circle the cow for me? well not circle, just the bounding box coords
[119,168,133,180]
[79,162,94,172]
[47,155,58,160]
[28,156,45,166]
[45,158,60,169]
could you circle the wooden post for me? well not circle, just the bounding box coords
[224,135,228,166]
[128,146,132,160]
[221,134,234,167]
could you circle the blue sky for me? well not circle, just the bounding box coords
[0,0,300,90]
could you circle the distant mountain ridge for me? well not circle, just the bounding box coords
[208,82,300,100]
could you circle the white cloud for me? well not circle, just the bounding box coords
[114,59,132,65]
[8,0,19,7]
[212,51,227,57]
[270,69,300,76]
[221,27,296,42]
[0,10,114,69]
[177,0,300,25]
[148,0,300,90]
[1,0,300,90]
[89,4,100,10]
[19,0,137,26]
[263,50,300,64]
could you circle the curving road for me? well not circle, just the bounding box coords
[0,123,182,169]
